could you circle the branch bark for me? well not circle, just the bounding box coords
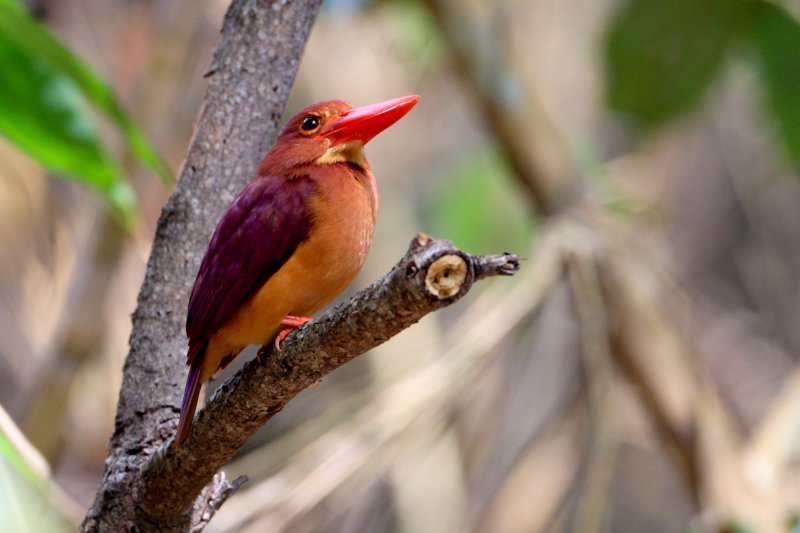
[81,0,323,531]
[138,234,519,526]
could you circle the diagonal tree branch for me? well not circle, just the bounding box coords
[81,0,323,531]
[137,234,519,525]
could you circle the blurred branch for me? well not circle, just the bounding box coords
[746,370,800,476]
[477,392,586,533]
[568,208,793,530]
[567,252,616,533]
[81,0,324,531]
[138,234,519,526]
[597,223,703,500]
[423,0,580,216]
[22,213,124,462]
[743,368,800,499]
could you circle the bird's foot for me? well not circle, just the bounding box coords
[274,315,312,352]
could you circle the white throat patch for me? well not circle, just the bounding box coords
[314,140,366,168]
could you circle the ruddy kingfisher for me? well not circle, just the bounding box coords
[176,95,419,446]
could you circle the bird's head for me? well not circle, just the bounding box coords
[259,95,419,174]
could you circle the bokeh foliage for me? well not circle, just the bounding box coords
[606,0,800,169]
[0,0,171,230]
[426,148,535,255]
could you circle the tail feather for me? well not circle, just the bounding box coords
[176,352,204,447]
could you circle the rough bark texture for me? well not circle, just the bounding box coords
[138,234,519,525]
[81,0,322,531]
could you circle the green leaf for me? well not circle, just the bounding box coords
[605,0,750,126]
[0,457,72,533]
[0,433,38,487]
[0,0,171,184]
[0,405,73,532]
[0,30,136,228]
[0,0,173,229]
[747,2,800,169]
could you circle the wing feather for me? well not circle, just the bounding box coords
[185,174,316,358]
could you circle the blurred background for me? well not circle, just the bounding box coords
[1,0,800,531]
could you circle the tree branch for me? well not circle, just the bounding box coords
[81,1,323,531]
[137,234,519,525]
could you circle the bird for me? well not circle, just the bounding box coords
[175,95,420,446]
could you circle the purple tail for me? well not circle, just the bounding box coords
[176,355,204,447]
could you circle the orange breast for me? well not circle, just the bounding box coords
[202,164,378,380]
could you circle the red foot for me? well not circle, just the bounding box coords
[274,315,312,351]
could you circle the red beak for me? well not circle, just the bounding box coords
[323,95,419,146]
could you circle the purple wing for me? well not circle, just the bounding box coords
[186,174,316,355]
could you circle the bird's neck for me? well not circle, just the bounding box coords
[258,140,369,176]
[313,140,366,168]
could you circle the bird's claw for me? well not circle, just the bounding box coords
[273,315,312,352]
[274,328,291,352]
[260,336,294,371]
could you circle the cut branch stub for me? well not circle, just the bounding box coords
[425,254,469,299]
[407,233,473,300]
[135,234,519,529]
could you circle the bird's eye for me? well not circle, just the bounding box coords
[301,115,320,131]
